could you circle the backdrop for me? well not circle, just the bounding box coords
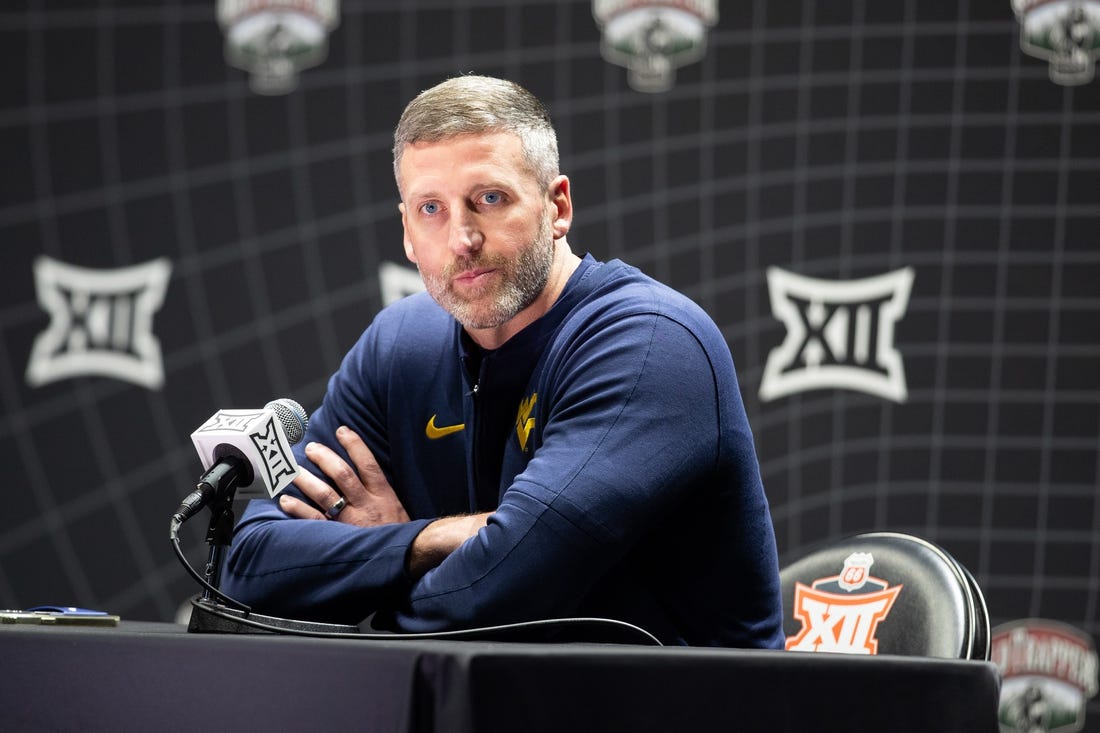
[2,0,1098,726]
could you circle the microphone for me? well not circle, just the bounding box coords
[172,398,309,528]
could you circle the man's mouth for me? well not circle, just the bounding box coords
[454,268,496,285]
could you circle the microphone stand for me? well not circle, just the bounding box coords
[200,472,238,603]
[174,458,359,636]
[169,457,251,611]
[184,455,249,604]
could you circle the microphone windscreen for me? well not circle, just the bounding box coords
[266,398,308,445]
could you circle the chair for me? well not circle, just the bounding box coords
[779,531,990,660]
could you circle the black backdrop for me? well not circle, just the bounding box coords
[2,0,1098,724]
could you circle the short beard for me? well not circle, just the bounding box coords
[421,216,555,331]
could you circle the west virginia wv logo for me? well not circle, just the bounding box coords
[515,393,537,452]
[786,552,903,655]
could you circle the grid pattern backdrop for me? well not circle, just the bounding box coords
[1,0,1098,718]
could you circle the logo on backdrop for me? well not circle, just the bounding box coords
[786,552,903,655]
[217,0,340,95]
[593,0,718,93]
[26,256,172,390]
[759,266,914,403]
[1012,0,1100,85]
[992,619,1099,733]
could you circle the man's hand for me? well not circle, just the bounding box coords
[279,425,410,527]
[407,513,490,580]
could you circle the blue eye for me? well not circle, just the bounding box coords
[420,201,440,215]
[481,191,502,205]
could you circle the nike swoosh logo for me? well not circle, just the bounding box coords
[426,414,465,439]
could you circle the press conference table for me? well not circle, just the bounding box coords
[1,620,1000,732]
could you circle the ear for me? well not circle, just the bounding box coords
[548,175,573,240]
[398,202,417,263]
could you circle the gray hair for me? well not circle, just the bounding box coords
[392,75,559,193]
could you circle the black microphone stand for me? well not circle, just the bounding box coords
[172,458,359,636]
[199,462,241,603]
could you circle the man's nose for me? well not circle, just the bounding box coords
[449,209,484,253]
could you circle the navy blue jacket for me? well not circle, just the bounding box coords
[222,255,783,647]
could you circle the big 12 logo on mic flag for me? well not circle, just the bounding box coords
[191,408,301,500]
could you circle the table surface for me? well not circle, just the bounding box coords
[0,619,1001,732]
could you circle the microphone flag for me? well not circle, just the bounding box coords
[190,406,302,500]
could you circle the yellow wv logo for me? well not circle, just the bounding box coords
[515,393,537,452]
[425,414,465,439]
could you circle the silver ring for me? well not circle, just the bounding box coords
[325,496,347,519]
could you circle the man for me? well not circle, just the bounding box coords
[221,75,783,648]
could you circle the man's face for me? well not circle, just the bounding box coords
[398,132,558,331]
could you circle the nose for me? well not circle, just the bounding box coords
[449,208,484,254]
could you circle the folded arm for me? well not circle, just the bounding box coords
[280,426,489,581]
[221,420,428,623]
[394,313,725,631]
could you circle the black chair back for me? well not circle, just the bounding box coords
[779,531,989,660]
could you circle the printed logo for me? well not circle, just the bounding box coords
[191,407,301,498]
[217,0,340,95]
[26,256,172,390]
[195,410,266,433]
[837,552,874,591]
[379,261,426,306]
[515,393,537,452]
[760,267,914,403]
[786,552,903,655]
[993,619,1099,733]
[425,414,465,440]
[1012,1,1100,86]
[593,0,718,93]
[249,414,298,490]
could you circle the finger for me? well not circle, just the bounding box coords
[291,461,347,511]
[302,440,369,502]
[335,426,387,492]
[279,493,325,521]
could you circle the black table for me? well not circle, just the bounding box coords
[1,621,1000,732]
